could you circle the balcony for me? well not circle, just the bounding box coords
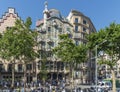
[26,70,33,73]
[15,69,24,73]
[73,33,81,39]
[46,38,53,43]
[47,57,52,60]
[38,30,46,33]
[46,48,52,51]
[37,38,45,43]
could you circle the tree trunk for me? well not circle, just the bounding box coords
[111,69,116,92]
[24,63,26,92]
[11,60,15,88]
[70,63,73,92]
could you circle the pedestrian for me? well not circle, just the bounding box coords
[98,88,101,92]
[78,87,81,92]
[80,89,83,92]
[39,82,41,87]
[62,88,65,92]
[17,81,19,87]
[41,88,44,92]
[52,88,55,92]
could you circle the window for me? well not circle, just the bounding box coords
[75,18,78,23]
[6,26,12,30]
[47,52,52,57]
[75,26,78,32]
[45,61,49,70]
[83,33,85,39]
[50,62,54,70]
[38,61,41,70]
[26,64,32,70]
[8,64,12,72]
[68,34,72,38]
[83,27,86,32]
[54,30,57,38]
[67,27,71,34]
[18,64,22,72]
[61,62,64,70]
[41,43,46,49]
[48,27,51,32]
[0,64,3,72]
[83,20,86,24]
[67,27,70,31]
[83,42,86,45]
[59,28,62,34]
[48,44,51,50]
[81,33,85,39]
[75,41,79,46]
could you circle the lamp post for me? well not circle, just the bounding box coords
[95,40,107,92]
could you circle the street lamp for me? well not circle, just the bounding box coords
[95,40,107,92]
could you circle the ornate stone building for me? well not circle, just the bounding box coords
[36,2,73,82]
[0,2,97,84]
[36,2,96,84]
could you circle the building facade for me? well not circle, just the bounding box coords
[36,2,73,83]
[0,8,36,83]
[98,54,120,80]
[67,10,96,84]
[0,8,20,33]
[0,2,98,85]
[0,8,24,82]
[36,2,96,84]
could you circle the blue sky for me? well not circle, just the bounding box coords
[0,0,120,31]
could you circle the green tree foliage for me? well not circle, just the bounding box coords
[38,60,48,83]
[53,34,75,63]
[38,52,48,84]
[53,34,88,91]
[0,17,38,89]
[73,44,88,64]
[53,34,87,64]
[87,22,120,92]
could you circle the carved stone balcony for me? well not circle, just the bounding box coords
[46,38,53,43]
[37,38,45,43]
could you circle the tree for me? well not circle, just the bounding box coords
[38,51,48,87]
[0,17,38,90]
[38,60,48,85]
[87,22,120,92]
[53,34,88,91]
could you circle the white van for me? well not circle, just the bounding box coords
[98,81,112,90]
